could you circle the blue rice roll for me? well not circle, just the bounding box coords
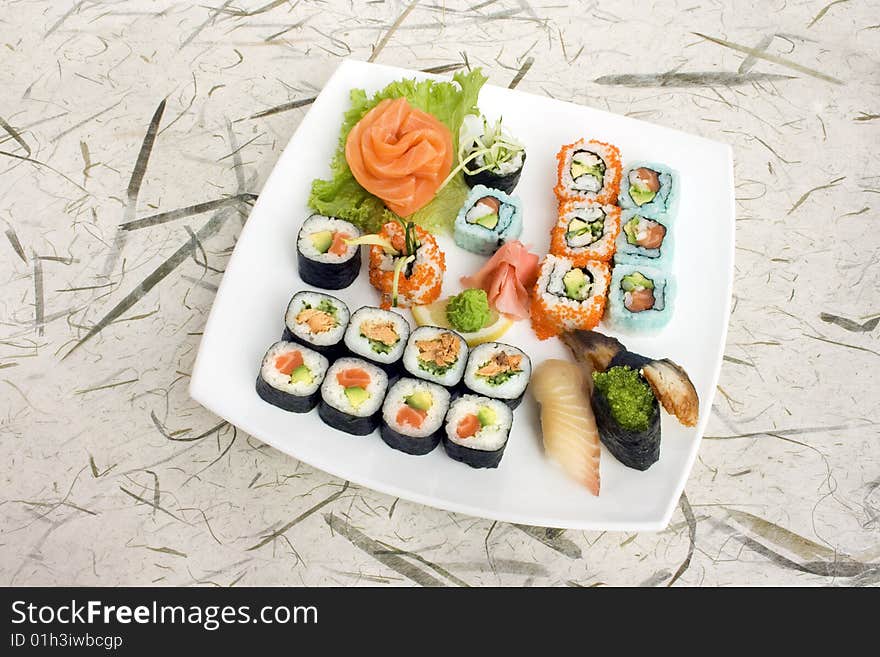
[462,342,531,409]
[453,185,523,256]
[402,326,469,388]
[318,357,388,436]
[343,306,410,376]
[256,341,329,413]
[618,162,678,217]
[380,378,451,455]
[614,210,675,267]
[283,291,349,357]
[297,214,362,289]
[442,395,513,469]
[607,264,675,332]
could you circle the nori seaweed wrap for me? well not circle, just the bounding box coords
[297,214,362,289]
[591,366,661,471]
[463,152,526,194]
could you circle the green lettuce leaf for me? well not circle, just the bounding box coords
[308,68,488,234]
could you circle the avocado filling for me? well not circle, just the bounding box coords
[621,271,654,292]
[570,150,606,192]
[628,167,661,206]
[565,210,605,247]
[465,196,502,230]
[344,386,370,409]
[562,268,593,301]
[310,230,333,254]
[592,366,655,432]
[405,391,433,412]
[290,365,313,385]
[477,405,497,427]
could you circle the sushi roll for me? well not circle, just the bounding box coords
[529,255,610,340]
[549,200,621,264]
[462,342,531,409]
[297,215,362,290]
[442,395,513,469]
[453,185,523,256]
[283,291,349,357]
[459,114,526,194]
[554,139,622,205]
[343,306,410,375]
[402,326,468,387]
[618,162,679,217]
[380,378,451,455]
[367,221,445,309]
[318,357,387,436]
[606,264,675,332]
[591,365,661,470]
[614,210,674,267]
[256,342,329,413]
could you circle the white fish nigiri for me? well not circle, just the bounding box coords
[531,359,600,495]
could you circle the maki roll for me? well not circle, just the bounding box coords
[297,215,362,289]
[591,365,661,471]
[256,342,329,413]
[366,221,445,309]
[554,139,621,205]
[614,210,674,267]
[458,114,526,194]
[530,255,610,340]
[463,342,531,409]
[618,162,679,217]
[453,185,523,256]
[606,264,675,332]
[343,306,410,375]
[283,291,349,357]
[318,357,387,436]
[402,326,468,387]
[380,378,451,455]
[549,200,621,264]
[442,395,513,469]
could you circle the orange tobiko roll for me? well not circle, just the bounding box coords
[549,200,620,265]
[553,139,622,206]
[530,255,610,340]
[345,97,453,217]
[368,221,445,309]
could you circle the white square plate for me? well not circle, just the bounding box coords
[190,59,734,530]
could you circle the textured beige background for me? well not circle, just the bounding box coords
[1,0,878,586]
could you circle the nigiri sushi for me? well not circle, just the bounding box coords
[531,359,600,495]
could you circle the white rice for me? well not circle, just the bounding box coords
[297,215,361,263]
[260,342,328,396]
[538,255,606,308]
[402,326,468,387]
[445,395,512,451]
[382,378,450,438]
[284,291,349,347]
[464,342,531,400]
[320,357,387,417]
[344,307,410,364]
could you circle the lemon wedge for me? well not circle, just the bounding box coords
[411,298,514,347]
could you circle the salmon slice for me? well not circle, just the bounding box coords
[336,368,371,388]
[329,231,352,256]
[456,414,481,439]
[275,350,303,375]
[396,406,426,429]
[345,97,453,217]
[531,359,600,495]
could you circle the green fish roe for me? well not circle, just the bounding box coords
[592,366,655,432]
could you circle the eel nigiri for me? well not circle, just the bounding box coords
[531,359,600,495]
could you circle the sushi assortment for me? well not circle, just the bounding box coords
[250,67,704,499]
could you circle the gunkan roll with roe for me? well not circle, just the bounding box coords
[318,357,388,435]
[380,378,451,455]
[297,214,362,289]
[453,184,523,256]
[256,341,329,413]
[283,291,349,357]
